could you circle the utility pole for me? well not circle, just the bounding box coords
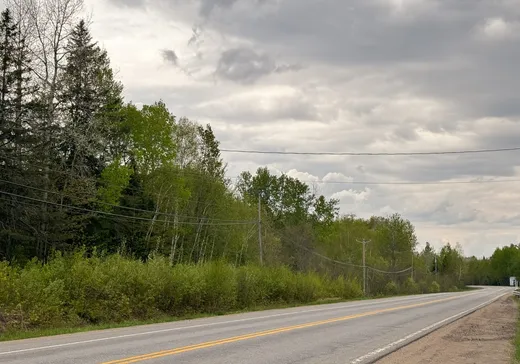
[357,239,371,296]
[434,256,437,275]
[258,193,263,265]
[411,251,414,280]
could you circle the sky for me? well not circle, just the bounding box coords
[83,0,520,257]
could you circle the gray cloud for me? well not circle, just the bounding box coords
[216,47,275,83]
[160,49,179,66]
[199,0,238,17]
[215,46,300,83]
[107,0,145,8]
[99,0,520,256]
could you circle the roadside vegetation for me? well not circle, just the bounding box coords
[513,291,520,363]
[0,251,451,338]
[0,0,507,340]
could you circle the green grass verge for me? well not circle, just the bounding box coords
[0,291,456,343]
[0,297,350,342]
[514,294,520,363]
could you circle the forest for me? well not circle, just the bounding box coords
[0,0,515,334]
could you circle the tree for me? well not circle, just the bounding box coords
[58,19,123,176]
[0,7,42,261]
[123,101,176,176]
[375,213,417,271]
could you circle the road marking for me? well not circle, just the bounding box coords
[101,292,480,364]
[350,289,511,364]
[0,292,456,356]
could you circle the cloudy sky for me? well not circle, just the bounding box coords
[85,0,520,257]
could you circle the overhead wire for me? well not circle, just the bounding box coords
[289,239,412,274]
[3,155,520,187]
[220,146,520,156]
[0,190,257,226]
[0,178,254,223]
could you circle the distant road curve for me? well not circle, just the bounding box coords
[0,286,510,364]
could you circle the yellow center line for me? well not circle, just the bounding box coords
[101,292,478,364]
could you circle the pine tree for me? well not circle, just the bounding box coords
[0,8,18,159]
[0,7,41,261]
[58,19,123,177]
[40,19,124,255]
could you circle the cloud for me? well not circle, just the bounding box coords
[91,0,520,257]
[479,17,519,41]
[332,188,372,203]
[106,0,145,8]
[199,0,238,17]
[215,46,301,84]
[160,49,178,66]
[194,86,319,122]
[286,169,320,183]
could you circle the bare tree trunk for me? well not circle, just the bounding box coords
[209,235,215,262]
[169,200,179,265]
[190,216,206,263]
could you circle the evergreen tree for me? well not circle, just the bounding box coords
[58,19,123,176]
[0,8,18,161]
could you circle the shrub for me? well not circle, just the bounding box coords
[202,261,237,313]
[0,251,426,334]
[332,276,363,299]
[418,280,428,294]
[429,281,441,293]
[384,281,398,295]
[295,272,326,303]
[403,278,419,295]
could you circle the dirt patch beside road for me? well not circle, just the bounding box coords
[376,294,517,364]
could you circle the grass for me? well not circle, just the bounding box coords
[0,297,352,342]
[514,293,520,363]
[0,291,454,343]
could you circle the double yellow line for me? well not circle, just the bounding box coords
[102,293,475,364]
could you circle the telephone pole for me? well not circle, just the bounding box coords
[357,239,371,296]
[411,251,414,280]
[258,194,263,265]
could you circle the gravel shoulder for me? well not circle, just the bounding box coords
[376,294,517,364]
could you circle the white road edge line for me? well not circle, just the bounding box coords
[350,288,512,364]
[0,291,473,356]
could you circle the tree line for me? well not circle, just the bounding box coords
[0,0,507,317]
[464,244,520,286]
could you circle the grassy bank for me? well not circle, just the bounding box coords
[514,293,520,363]
[0,252,448,341]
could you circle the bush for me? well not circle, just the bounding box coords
[202,261,237,313]
[295,272,326,303]
[429,281,441,293]
[403,278,419,295]
[384,281,398,295]
[418,280,428,294]
[0,252,416,334]
[332,276,363,299]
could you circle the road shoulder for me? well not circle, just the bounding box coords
[376,294,517,364]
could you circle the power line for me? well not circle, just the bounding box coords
[0,178,254,223]
[221,146,520,156]
[0,162,230,207]
[291,241,364,268]
[303,179,520,185]
[0,190,257,226]
[367,266,413,274]
[290,240,412,274]
[4,155,520,188]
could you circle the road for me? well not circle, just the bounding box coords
[0,286,511,364]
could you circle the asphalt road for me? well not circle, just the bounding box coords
[0,286,511,364]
